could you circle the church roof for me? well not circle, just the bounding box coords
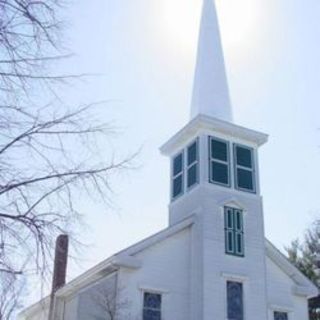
[190,0,233,122]
[20,216,318,319]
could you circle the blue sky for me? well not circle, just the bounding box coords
[56,0,320,279]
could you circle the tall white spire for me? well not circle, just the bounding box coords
[191,0,233,122]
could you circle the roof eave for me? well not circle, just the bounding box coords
[160,114,269,156]
[266,239,319,298]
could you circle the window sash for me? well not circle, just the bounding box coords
[172,152,184,199]
[234,144,256,193]
[274,311,288,320]
[143,293,162,320]
[187,140,199,189]
[209,137,230,187]
[227,281,244,320]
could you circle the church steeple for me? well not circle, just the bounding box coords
[160,0,268,224]
[191,0,233,122]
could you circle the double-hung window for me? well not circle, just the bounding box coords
[234,144,256,193]
[225,207,244,257]
[227,281,244,320]
[209,137,230,187]
[172,140,199,200]
[143,292,161,320]
[274,312,288,320]
[187,140,199,189]
[172,152,184,199]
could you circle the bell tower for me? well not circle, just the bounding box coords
[160,0,269,319]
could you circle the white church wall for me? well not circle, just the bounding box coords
[200,191,269,320]
[63,295,78,320]
[292,296,309,320]
[117,227,191,320]
[266,256,309,320]
[75,272,117,320]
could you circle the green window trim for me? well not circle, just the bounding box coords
[224,207,244,257]
[234,144,256,194]
[209,137,231,188]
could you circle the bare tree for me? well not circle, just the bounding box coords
[0,0,134,315]
[92,286,131,320]
[0,273,25,320]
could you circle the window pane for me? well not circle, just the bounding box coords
[226,231,234,253]
[173,153,183,176]
[211,162,229,185]
[187,164,198,188]
[225,209,233,229]
[144,293,161,309]
[235,210,243,231]
[237,168,254,191]
[211,139,228,161]
[188,141,198,165]
[173,175,183,198]
[274,312,288,320]
[143,310,161,320]
[227,281,243,320]
[143,293,161,320]
[236,232,244,255]
[236,146,252,168]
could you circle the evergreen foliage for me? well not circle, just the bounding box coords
[286,221,320,319]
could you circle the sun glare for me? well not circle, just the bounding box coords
[216,0,259,49]
[156,0,259,57]
[158,0,201,52]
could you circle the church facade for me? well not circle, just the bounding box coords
[20,0,318,319]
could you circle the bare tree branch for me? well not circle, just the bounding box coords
[0,1,136,318]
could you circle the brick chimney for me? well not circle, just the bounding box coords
[48,234,69,320]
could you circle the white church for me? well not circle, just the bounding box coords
[20,0,318,319]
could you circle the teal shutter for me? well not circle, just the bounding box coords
[225,207,244,257]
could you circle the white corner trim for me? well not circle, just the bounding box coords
[138,284,170,294]
[221,272,249,282]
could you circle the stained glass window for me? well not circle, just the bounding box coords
[143,292,161,320]
[274,311,288,320]
[225,207,244,257]
[227,281,243,320]
[209,137,230,187]
[234,144,256,193]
